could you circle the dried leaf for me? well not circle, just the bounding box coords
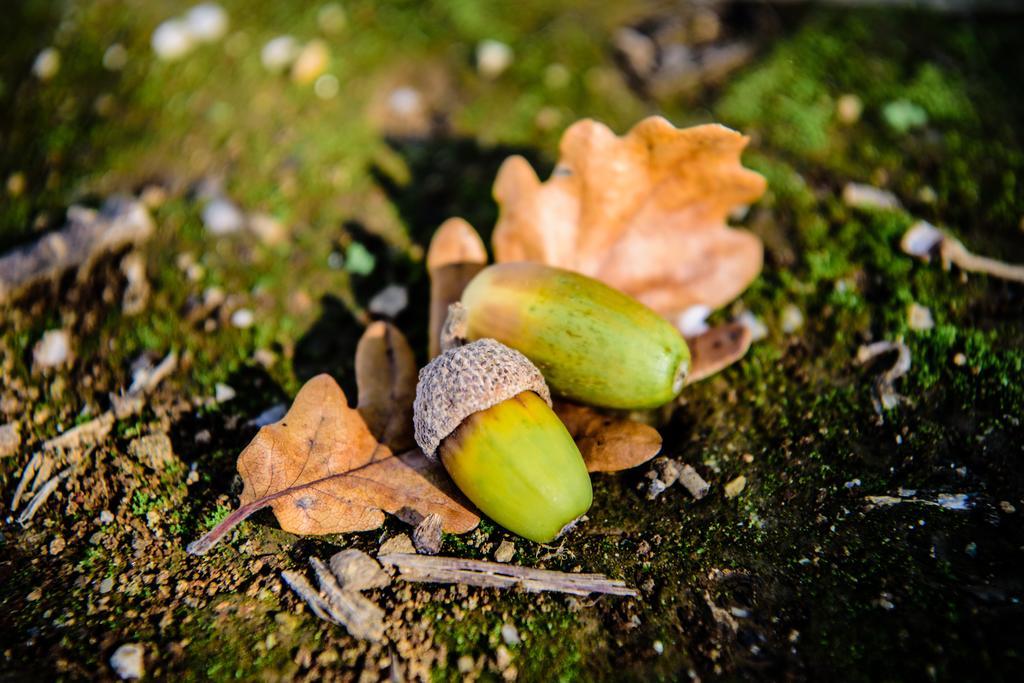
[355,321,417,452]
[492,116,765,321]
[187,374,478,555]
[685,322,752,384]
[553,401,662,473]
[427,218,487,358]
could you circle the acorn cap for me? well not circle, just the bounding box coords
[414,338,552,459]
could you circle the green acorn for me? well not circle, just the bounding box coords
[413,339,592,543]
[456,262,691,410]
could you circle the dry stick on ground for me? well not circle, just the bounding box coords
[0,198,154,304]
[901,220,1024,284]
[379,553,637,597]
[11,351,177,518]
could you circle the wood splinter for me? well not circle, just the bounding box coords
[378,553,637,597]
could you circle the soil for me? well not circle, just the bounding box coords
[1,2,1022,681]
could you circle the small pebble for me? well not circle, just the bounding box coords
[499,623,521,647]
[378,533,415,555]
[724,475,747,499]
[152,19,195,61]
[653,640,664,655]
[231,308,255,329]
[495,645,513,670]
[953,352,967,366]
[110,643,145,680]
[33,329,71,369]
[842,183,901,210]
[0,423,21,458]
[780,304,804,334]
[261,36,299,72]
[317,3,347,34]
[836,94,863,124]
[736,311,768,342]
[457,655,475,674]
[907,303,934,331]
[292,40,330,84]
[103,43,128,71]
[476,40,513,79]
[388,87,423,117]
[184,3,229,43]
[215,383,236,403]
[368,285,409,318]
[901,220,944,258]
[999,501,1016,514]
[99,510,115,525]
[202,197,245,235]
[677,305,710,337]
[99,577,115,594]
[413,513,443,555]
[32,47,61,81]
[49,536,66,555]
[494,539,515,563]
[128,433,175,470]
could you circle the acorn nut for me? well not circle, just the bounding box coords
[457,262,691,409]
[414,339,593,543]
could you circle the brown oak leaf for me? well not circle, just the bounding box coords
[554,401,663,473]
[685,322,753,385]
[491,116,766,324]
[427,217,487,358]
[355,320,417,452]
[187,329,479,555]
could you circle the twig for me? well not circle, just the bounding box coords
[10,351,176,514]
[310,558,385,641]
[17,466,75,524]
[901,220,1024,284]
[378,553,637,597]
[281,570,337,624]
[0,198,154,304]
[857,340,911,414]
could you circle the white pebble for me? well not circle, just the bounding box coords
[388,87,422,116]
[103,43,128,70]
[314,74,340,99]
[215,383,236,403]
[368,285,408,318]
[907,303,934,331]
[842,183,901,210]
[780,304,804,334]
[33,329,71,369]
[901,220,945,258]
[736,311,768,342]
[99,510,115,525]
[476,40,513,79]
[184,3,229,43]
[261,35,298,72]
[230,308,254,329]
[32,47,61,80]
[110,643,145,680]
[202,197,245,235]
[152,19,195,61]
[500,623,520,646]
[676,304,711,338]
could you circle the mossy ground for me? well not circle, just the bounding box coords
[1,2,1022,681]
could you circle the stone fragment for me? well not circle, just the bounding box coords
[413,513,443,555]
[33,329,71,369]
[0,423,20,458]
[128,433,175,470]
[329,549,390,591]
[378,533,415,555]
[110,643,145,680]
[724,475,747,498]
[494,540,515,563]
